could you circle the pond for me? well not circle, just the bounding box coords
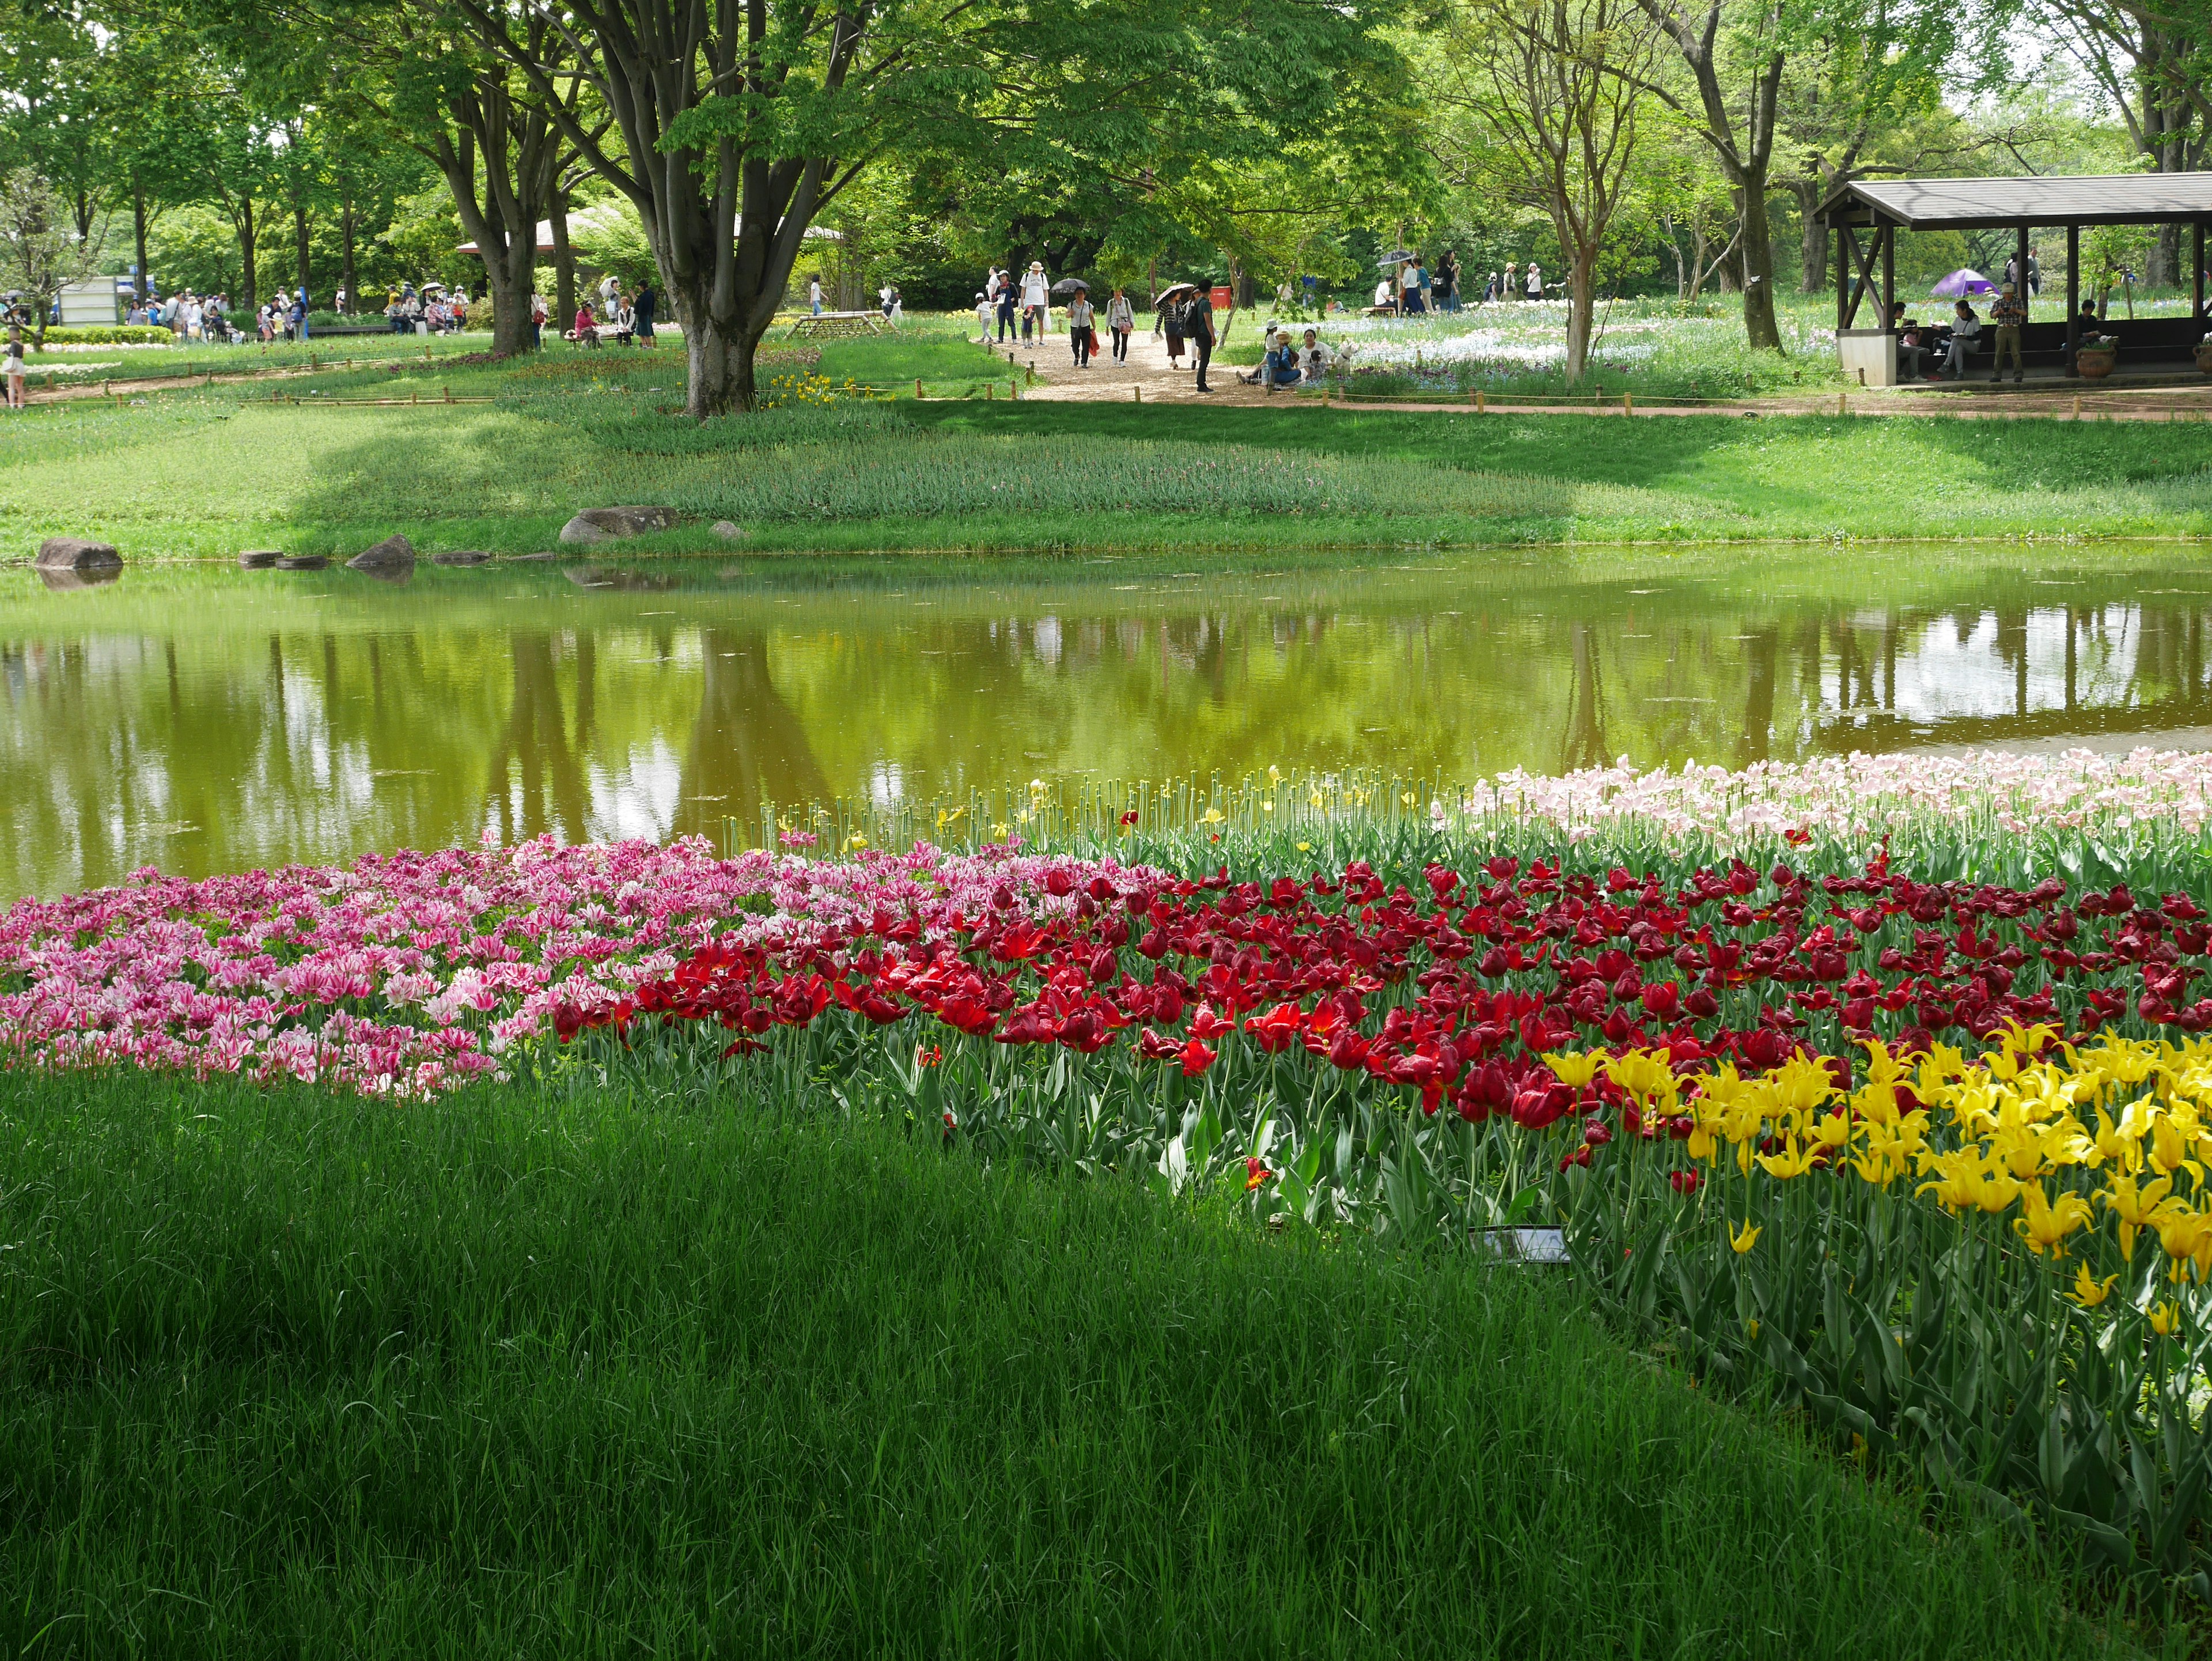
[3,544,2209,898]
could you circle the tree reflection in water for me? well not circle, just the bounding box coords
[3,550,2212,895]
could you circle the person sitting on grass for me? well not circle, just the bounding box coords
[1296,328,1332,383]
[1940,298,1981,380]
[1261,332,1303,392]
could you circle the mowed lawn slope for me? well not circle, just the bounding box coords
[0,1069,2135,1660]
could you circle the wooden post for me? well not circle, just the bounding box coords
[1881,224,1894,333]
[915,378,923,399]
[2066,224,2081,376]
[2196,221,2205,322]
[1134,385,1142,403]
[1838,393,1846,416]
[2073,394,2082,419]
[1476,389,1486,413]
[412,388,419,404]
[1623,391,1632,414]
[2016,224,2030,315]
[442,384,451,403]
[1009,379,1017,400]
[986,383,993,401]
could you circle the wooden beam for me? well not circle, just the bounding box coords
[2066,224,2080,377]
[1881,224,1895,333]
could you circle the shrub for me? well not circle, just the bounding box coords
[28,326,172,347]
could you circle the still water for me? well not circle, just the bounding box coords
[3,546,2210,898]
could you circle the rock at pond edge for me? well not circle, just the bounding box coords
[347,534,416,572]
[35,536,122,572]
[431,550,493,566]
[558,506,680,544]
[237,550,282,569]
[711,520,745,540]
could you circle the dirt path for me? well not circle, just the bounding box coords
[986,320,2212,421]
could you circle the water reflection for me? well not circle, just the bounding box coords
[1,548,2207,897]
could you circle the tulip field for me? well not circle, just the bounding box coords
[6,749,2212,1647]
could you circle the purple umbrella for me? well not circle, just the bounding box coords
[1931,268,1997,298]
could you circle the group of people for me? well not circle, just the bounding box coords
[382,286,472,336]
[558,278,657,349]
[1240,322,1333,391]
[124,290,257,345]
[975,263,1056,345]
[1372,252,1463,316]
[1892,282,2035,383]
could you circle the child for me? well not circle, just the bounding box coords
[2,327,23,411]
[975,291,993,344]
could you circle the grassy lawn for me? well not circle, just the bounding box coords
[0,1065,2142,1659]
[5,327,2212,558]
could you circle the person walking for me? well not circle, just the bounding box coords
[995,279,1017,343]
[1020,261,1051,338]
[3,326,25,411]
[1185,285,1215,392]
[1988,282,2026,383]
[1161,290,1186,369]
[530,292,546,349]
[291,289,309,343]
[1106,286,1135,363]
[2027,245,2043,300]
[1503,262,1519,301]
[807,274,823,316]
[1437,249,1460,313]
[1525,261,1543,300]
[634,281,656,346]
[1067,287,1094,366]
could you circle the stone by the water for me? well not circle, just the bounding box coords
[35,536,122,572]
[347,534,416,572]
[558,506,679,544]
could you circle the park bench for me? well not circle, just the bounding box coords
[787,311,885,339]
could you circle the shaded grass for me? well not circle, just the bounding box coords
[0,1066,2144,1659]
[9,350,2212,557]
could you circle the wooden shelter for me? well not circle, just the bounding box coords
[1813,174,2212,385]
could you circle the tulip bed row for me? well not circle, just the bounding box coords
[6,826,2212,1596]
[571,849,2212,1601]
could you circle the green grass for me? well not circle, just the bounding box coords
[0,1066,2151,1659]
[9,332,2212,557]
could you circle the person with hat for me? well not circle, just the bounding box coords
[1988,281,2026,383]
[1020,261,1050,339]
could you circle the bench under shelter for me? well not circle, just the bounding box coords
[1813,173,2212,387]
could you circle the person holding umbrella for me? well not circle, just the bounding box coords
[1156,283,1196,369]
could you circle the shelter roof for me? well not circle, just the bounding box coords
[1816,173,2212,231]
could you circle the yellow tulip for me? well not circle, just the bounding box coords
[1546,1051,1604,1089]
[2101,1173,2173,1261]
[2013,1183,2094,1256]
[1757,1138,1820,1181]
[2070,1264,2118,1308]
[2150,1300,2181,1335]
[1730,1220,1762,1254]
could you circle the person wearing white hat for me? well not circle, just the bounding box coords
[1020,261,1050,338]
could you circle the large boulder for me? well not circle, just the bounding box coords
[35,536,122,572]
[558,506,679,544]
[347,534,416,572]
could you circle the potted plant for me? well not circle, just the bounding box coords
[2076,334,2118,379]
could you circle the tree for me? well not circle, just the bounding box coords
[1631,0,1790,349]
[448,0,1406,414]
[1431,0,1662,381]
[0,169,103,346]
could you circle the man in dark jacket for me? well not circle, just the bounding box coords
[1185,288,1215,392]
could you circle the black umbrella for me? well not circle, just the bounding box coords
[1376,249,1416,267]
[1050,277,1089,296]
[1154,282,1202,306]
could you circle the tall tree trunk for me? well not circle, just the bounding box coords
[1737,185,1781,348]
[1563,257,1596,383]
[232,195,258,314]
[681,306,759,419]
[1793,177,1827,293]
[293,196,312,308]
[551,191,576,338]
[132,180,149,303]
[340,189,358,314]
